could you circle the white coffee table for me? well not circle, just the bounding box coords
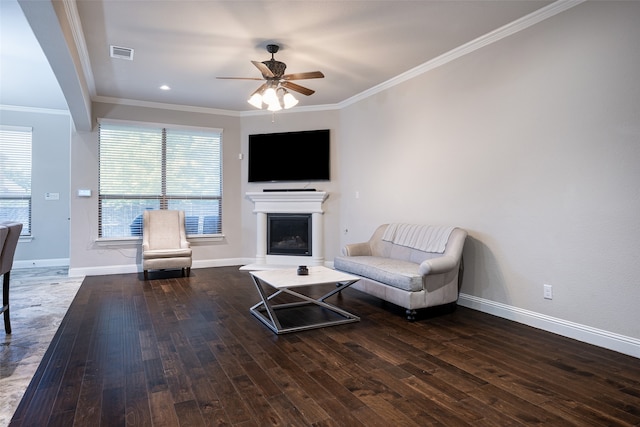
[249,266,360,334]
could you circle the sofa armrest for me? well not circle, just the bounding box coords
[341,242,372,256]
[419,255,458,275]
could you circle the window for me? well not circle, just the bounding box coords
[0,125,32,235]
[98,121,222,238]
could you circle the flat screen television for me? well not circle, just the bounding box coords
[248,129,330,182]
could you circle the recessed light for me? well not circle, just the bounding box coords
[159,85,171,91]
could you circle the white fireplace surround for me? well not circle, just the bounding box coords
[244,191,328,269]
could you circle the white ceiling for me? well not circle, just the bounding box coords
[0,0,67,110]
[1,0,555,113]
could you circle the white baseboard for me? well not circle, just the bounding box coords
[458,293,640,359]
[68,264,138,277]
[14,258,70,269]
[68,258,250,278]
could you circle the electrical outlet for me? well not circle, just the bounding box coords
[543,284,553,300]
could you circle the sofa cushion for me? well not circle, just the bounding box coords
[334,256,423,292]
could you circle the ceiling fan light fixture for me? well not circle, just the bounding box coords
[283,91,298,109]
[267,100,282,112]
[262,87,278,105]
[248,92,263,109]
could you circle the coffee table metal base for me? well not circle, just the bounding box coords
[249,275,360,334]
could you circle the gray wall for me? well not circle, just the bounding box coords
[337,2,640,340]
[68,102,244,274]
[0,107,71,266]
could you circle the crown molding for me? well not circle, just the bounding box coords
[93,96,341,118]
[62,0,96,99]
[92,96,243,117]
[240,103,341,117]
[339,0,586,109]
[0,104,70,115]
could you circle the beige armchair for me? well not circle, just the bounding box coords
[142,210,192,279]
[1,221,23,334]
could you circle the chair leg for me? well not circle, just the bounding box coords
[143,270,148,280]
[185,267,191,277]
[2,272,11,334]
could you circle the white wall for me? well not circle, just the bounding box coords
[0,107,71,266]
[68,102,244,275]
[338,1,640,341]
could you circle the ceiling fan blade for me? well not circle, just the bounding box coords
[250,83,268,96]
[216,77,264,80]
[281,81,315,96]
[282,71,324,80]
[251,60,274,78]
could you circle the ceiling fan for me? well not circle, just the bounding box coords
[217,44,324,111]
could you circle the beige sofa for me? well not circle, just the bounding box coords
[334,223,467,320]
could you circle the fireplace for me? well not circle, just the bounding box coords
[267,214,312,256]
[244,191,328,268]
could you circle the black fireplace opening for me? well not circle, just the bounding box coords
[267,213,312,256]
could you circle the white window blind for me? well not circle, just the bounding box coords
[98,122,222,238]
[0,125,32,235]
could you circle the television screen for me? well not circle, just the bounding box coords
[248,129,330,182]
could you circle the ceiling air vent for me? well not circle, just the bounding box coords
[110,45,134,60]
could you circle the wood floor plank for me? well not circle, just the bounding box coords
[462,331,640,425]
[149,390,180,427]
[158,339,196,404]
[72,359,103,426]
[9,266,640,426]
[124,370,153,427]
[266,365,332,424]
[101,386,125,426]
[199,349,253,424]
[354,366,465,426]
[188,375,231,427]
[173,399,205,427]
[233,374,285,425]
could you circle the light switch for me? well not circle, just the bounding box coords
[45,192,60,200]
[77,189,92,197]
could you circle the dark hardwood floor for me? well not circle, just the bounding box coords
[10,266,640,426]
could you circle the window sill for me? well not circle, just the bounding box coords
[95,234,225,247]
[95,237,141,247]
[188,234,225,245]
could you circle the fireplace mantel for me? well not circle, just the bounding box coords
[246,191,328,213]
[244,191,329,269]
